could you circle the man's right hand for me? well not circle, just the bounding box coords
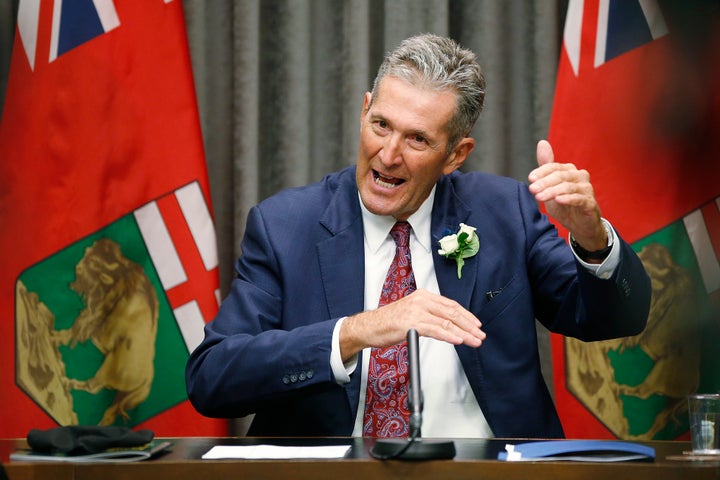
[339,289,486,362]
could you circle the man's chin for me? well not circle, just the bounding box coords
[359,194,399,218]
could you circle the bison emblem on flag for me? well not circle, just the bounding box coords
[14,182,218,427]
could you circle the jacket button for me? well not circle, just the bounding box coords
[282,375,290,385]
[299,372,307,381]
[307,369,314,379]
[290,374,298,383]
[620,278,631,297]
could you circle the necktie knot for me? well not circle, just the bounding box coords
[390,221,411,249]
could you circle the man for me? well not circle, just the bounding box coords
[186,34,650,438]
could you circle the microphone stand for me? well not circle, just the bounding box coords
[370,329,456,460]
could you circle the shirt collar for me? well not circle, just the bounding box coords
[359,186,436,254]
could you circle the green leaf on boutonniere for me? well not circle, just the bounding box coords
[437,223,480,279]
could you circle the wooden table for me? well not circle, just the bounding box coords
[2,436,719,480]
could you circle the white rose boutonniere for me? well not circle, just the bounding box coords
[437,223,480,279]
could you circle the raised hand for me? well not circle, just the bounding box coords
[528,139,607,252]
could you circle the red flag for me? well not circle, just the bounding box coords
[0,0,226,436]
[549,0,720,440]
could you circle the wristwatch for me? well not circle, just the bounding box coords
[570,223,613,261]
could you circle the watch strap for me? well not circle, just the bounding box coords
[570,223,613,261]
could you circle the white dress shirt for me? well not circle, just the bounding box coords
[330,187,620,438]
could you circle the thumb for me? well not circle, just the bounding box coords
[536,139,555,167]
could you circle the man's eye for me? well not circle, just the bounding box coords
[408,134,428,149]
[372,120,389,134]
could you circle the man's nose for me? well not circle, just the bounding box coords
[379,133,404,166]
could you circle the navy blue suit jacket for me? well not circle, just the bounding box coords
[186,166,650,438]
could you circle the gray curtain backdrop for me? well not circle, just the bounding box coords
[1,0,564,434]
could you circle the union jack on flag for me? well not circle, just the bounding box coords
[563,0,669,76]
[18,0,121,70]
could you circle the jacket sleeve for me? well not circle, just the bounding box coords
[185,205,339,419]
[520,183,651,341]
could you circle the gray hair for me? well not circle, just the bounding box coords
[370,33,486,152]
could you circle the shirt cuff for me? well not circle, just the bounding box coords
[570,218,620,279]
[331,317,358,384]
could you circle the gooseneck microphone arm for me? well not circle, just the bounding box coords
[407,328,423,437]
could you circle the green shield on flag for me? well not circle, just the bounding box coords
[565,218,720,440]
[15,214,190,427]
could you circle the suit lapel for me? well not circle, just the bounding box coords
[317,170,365,319]
[316,219,365,318]
[317,168,365,420]
[431,174,477,307]
[431,174,489,418]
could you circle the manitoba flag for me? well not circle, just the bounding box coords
[0,1,227,436]
[549,0,720,439]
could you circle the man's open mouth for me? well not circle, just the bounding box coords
[373,170,405,188]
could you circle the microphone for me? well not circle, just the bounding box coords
[369,329,456,461]
[407,328,423,436]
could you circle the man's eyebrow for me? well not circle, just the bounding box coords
[368,112,442,149]
[409,128,443,150]
[368,111,387,122]
[409,128,430,139]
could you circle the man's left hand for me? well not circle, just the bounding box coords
[528,139,607,251]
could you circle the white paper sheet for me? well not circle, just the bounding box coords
[201,444,352,460]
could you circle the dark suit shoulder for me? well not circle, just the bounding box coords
[255,166,357,221]
[440,170,529,212]
[446,169,523,194]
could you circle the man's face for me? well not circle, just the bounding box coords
[356,76,472,220]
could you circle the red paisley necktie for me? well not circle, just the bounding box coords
[362,221,416,437]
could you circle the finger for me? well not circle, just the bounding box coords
[430,297,483,331]
[533,181,595,208]
[536,139,554,166]
[529,163,579,199]
[528,140,557,184]
[434,319,486,347]
[446,317,486,346]
[535,140,555,166]
[424,302,486,345]
[418,321,484,348]
[531,168,580,194]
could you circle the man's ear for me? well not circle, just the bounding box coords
[361,92,372,118]
[443,137,475,174]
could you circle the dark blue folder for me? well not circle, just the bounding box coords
[498,440,655,462]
